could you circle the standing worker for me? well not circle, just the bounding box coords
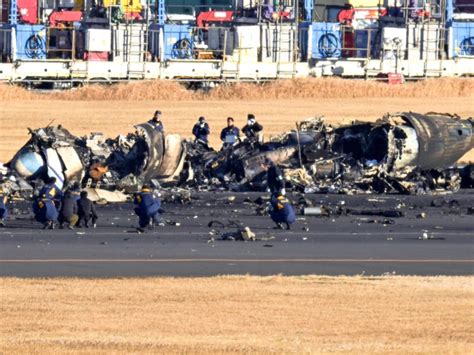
[220,117,240,149]
[58,191,79,229]
[0,186,8,227]
[33,176,62,229]
[269,194,296,230]
[192,116,211,148]
[242,114,263,143]
[134,185,161,232]
[261,158,286,196]
[77,191,98,228]
[148,110,164,132]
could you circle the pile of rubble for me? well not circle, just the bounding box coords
[1,112,473,200]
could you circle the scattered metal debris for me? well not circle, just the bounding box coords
[2,112,473,199]
[220,227,256,241]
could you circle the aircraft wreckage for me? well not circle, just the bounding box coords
[1,112,473,200]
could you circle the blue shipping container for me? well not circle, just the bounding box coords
[149,23,194,60]
[450,21,474,58]
[311,22,341,59]
[15,24,46,60]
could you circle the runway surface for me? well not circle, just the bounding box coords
[1,191,473,277]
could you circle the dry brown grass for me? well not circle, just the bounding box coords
[1,97,472,163]
[1,78,473,163]
[1,276,473,354]
[1,77,473,101]
[205,77,474,100]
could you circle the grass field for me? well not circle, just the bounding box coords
[1,276,473,354]
[1,96,473,163]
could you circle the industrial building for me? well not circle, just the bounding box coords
[0,0,473,85]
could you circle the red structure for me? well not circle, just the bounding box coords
[17,0,38,24]
[197,10,234,28]
[49,10,83,27]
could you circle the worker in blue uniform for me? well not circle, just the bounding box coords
[33,177,62,229]
[220,117,240,149]
[270,195,296,230]
[261,158,286,196]
[192,116,211,148]
[0,186,8,227]
[134,185,161,232]
[148,110,164,132]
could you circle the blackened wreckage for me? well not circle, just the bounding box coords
[2,112,473,199]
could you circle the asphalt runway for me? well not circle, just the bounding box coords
[1,191,473,277]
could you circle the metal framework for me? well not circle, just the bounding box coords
[0,0,473,85]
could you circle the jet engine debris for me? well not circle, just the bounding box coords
[2,112,473,198]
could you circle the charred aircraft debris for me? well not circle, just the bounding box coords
[1,112,473,198]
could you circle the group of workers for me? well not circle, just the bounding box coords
[148,110,264,150]
[31,177,98,230]
[148,110,294,229]
[0,111,296,231]
[0,176,161,232]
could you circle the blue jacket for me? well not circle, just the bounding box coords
[270,196,296,224]
[220,126,240,145]
[33,183,62,222]
[0,194,7,219]
[148,119,164,132]
[192,122,210,143]
[38,183,63,201]
[33,199,58,222]
[267,165,285,194]
[134,190,161,217]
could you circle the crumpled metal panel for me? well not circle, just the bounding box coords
[83,188,128,203]
[399,112,473,169]
[45,148,65,190]
[243,146,297,180]
[134,123,164,181]
[158,134,185,179]
[56,146,83,183]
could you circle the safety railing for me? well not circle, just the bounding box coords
[147,26,232,62]
[0,23,452,64]
[45,26,77,60]
[0,4,466,67]
[454,1,474,13]
[163,4,233,18]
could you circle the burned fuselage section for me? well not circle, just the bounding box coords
[299,113,473,193]
[2,112,473,197]
[180,112,473,194]
[5,123,186,195]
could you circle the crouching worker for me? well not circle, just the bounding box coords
[77,191,98,228]
[33,177,62,229]
[270,195,296,230]
[134,185,161,232]
[0,187,8,227]
[58,191,79,229]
